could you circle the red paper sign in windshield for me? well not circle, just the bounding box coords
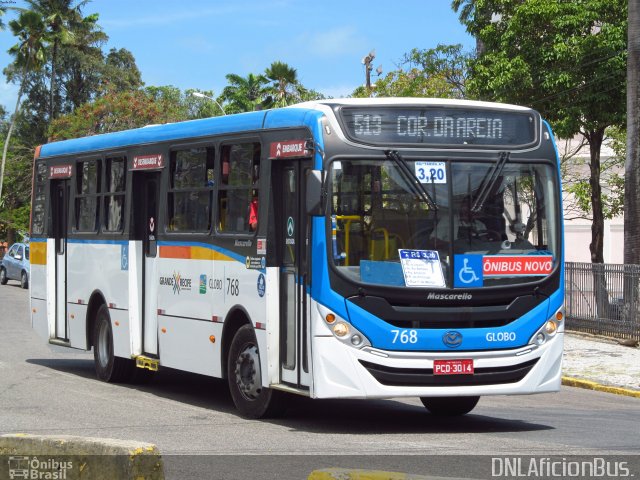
[483,255,553,276]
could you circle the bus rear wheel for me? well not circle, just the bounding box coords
[227,324,286,419]
[420,396,480,416]
[93,304,134,383]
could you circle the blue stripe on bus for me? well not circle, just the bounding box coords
[346,295,550,352]
[67,238,128,245]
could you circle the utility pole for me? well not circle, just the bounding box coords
[362,50,376,94]
[625,0,640,265]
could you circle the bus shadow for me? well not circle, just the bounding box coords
[272,396,555,434]
[25,358,553,434]
[26,357,237,413]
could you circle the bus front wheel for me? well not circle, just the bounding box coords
[420,396,479,416]
[227,324,286,419]
[93,304,134,383]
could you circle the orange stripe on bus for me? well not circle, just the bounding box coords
[30,242,47,265]
[160,245,235,262]
[159,246,192,259]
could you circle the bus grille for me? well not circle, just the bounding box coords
[359,358,538,387]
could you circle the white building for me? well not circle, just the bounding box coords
[558,136,624,264]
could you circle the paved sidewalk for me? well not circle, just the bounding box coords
[562,331,640,395]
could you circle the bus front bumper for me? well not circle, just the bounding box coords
[310,332,563,399]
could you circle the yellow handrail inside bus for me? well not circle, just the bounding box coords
[335,215,362,266]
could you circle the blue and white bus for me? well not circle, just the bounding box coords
[30,98,564,418]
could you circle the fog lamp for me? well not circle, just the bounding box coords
[535,332,546,345]
[351,334,363,346]
[333,322,349,337]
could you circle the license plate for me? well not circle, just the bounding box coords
[433,359,474,375]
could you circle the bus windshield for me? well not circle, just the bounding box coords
[329,158,559,288]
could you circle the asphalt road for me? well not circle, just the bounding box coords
[1,281,639,479]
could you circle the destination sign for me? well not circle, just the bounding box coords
[339,107,538,147]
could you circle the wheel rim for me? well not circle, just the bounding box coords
[97,321,111,368]
[234,343,262,400]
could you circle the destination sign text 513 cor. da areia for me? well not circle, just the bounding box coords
[339,106,538,148]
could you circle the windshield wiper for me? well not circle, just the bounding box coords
[472,151,510,213]
[384,150,437,210]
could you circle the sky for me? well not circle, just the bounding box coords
[0,0,475,112]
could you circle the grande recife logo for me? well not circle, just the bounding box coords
[483,255,553,276]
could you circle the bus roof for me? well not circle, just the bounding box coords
[37,98,537,159]
[295,97,535,112]
[37,107,324,159]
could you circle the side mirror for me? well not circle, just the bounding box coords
[305,169,324,216]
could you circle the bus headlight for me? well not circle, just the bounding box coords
[544,320,558,335]
[333,322,349,337]
[529,307,563,346]
[317,303,371,349]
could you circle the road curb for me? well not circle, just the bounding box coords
[562,376,640,398]
[0,433,164,479]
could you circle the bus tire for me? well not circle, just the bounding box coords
[420,396,479,416]
[20,271,28,289]
[0,267,7,285]
[227,324,287,419]
[93,304,134,383]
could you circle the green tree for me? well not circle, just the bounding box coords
[56,13,110,113]
[102,48,143,93]
[265,61,299,107]
[221,72,270,113]
[49,86,223,141]
[455,0,627,265]
[351,44,471,99]
[25,0,100,121]
[1,10,49,208]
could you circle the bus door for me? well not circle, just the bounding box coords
[277,159,312,389]
[51,179,70,340]
[132,172,160,356]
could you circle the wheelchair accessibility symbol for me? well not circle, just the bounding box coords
[454,255,483,288]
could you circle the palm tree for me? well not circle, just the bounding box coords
[221,72,270,113]
[264,61,299,107]
[25,0,98,120]
[0,2,8,30]
[0,10,49,205]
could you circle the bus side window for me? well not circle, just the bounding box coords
[75,159,101,232]
[217,142,260,233]
[104,157,126,232]
[167,147,213,233]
